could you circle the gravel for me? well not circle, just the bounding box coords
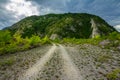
[0,44,120,80]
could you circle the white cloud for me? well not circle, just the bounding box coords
[39,7,62,15]
[0,0,120,30]
[114,25,120,32]
[5,0,39,19]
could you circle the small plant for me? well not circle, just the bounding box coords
[0,57,16,67]
[106,69,120,80]
[97,54,113,63]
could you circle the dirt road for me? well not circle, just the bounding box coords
[18,44,57,80]
[0,44,120,80]
[18,44,82,80]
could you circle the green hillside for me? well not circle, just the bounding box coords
[0,13,119,55]
[7,13,115,39]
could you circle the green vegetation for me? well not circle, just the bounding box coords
[0,30,12,46]
[7,13,115,39]
[106,69,120,80]
[0,30,51,55]
[61,37,102,45]
[29,35,41,46]
[102,32,120,49]
[0,31,120,55]
[0,57,16,67]
[0,13,119,55]
[59,31,120,50]
[96,54,113,63]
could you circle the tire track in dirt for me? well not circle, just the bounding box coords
[59,45,82,80]
[18,44,57,80]
[18,44,83,80]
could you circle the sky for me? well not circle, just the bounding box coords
[0,0,120,31]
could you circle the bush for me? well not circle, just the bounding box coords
[108,32,120,40]
[13,33,23,45]
[29,35,41,46]
[5,43,18,53]
[41,36,51,44]
[0,30,12,44]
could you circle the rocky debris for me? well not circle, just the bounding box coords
[99,39,110,48]
[117,45,120,51]
[66,44,120,80]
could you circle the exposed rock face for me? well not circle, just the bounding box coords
[70,26,76,32]
[50,34,60,40]
[90,19,100,38]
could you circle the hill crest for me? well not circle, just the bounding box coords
[7,13,116,39]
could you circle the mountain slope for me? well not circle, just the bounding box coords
[7,13,116,39]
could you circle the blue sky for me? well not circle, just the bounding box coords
[0,0,120,31]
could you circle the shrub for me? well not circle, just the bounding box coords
[41,36,51,44]
[29,35,41,46]
[13,33,23,45]
[5,43,18,53]
[108,32,120,40]
[21,37,30,50]
[0,30,12,44]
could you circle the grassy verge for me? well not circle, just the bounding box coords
[0,31,51,55]
[54,32,120,51]
[0,30,120,55]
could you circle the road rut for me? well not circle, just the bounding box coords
[18,44,57,80]
[18,44,82,80]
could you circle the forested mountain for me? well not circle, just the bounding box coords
[6,13,116,39]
